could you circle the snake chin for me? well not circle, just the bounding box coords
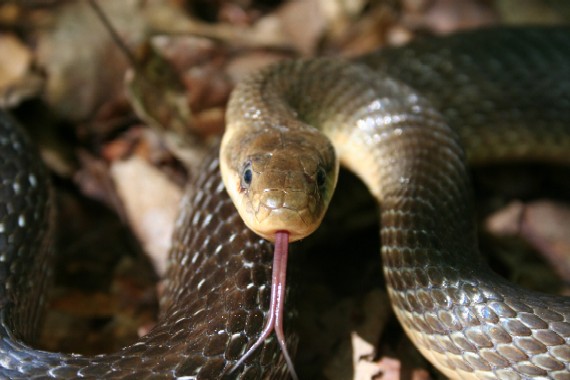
[244,205,320,242]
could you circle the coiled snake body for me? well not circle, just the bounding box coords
[1,27,570,379]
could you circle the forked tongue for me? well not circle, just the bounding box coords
[230,231,298,380]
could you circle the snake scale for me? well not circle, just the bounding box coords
[1,26,570,379]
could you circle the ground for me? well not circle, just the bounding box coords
[0,1,569,379]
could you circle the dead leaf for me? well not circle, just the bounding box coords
[485,200,570,288]
[520,201,570,283]
[0,33,43,106]
[497,0,570,24]
[404,0,499,33]
[37,0,145,120]
[110,155,183,276]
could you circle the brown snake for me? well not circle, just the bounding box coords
[1,27,570,379]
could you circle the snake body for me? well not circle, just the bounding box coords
[221,27,570,379]
[0,27,570,378]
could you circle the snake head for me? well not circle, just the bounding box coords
[220,128,338,242]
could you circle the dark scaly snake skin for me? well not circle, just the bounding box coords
[0,27,569,379]
[0,114,289,378]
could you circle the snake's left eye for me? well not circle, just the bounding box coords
[241,162,253,189]
[316,167,327,188]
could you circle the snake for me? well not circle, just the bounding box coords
[0,26,569,379]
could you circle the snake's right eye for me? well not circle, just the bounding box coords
[241,162,253,189]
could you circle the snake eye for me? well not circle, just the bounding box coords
[241,162,253,189]
[316,167,327,188]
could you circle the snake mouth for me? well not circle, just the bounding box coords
[241,187,322,242]
[244,206,318,242]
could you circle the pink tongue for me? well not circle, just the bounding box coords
[230,231,298,380]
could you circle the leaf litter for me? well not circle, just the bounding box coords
[1,0,569,378]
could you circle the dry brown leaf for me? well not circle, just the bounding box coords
[111,156,183,276]
[520,201,570,283]
[145,2,292,50]
[36,0,145,120]
[485,200,570,286]
[485,200,525,236]
[74,149,127,220]
[0,33,43,106]
[318,0,369,42]
[497,0,570,24]
[323,290,392,380]
[49,290,117,317]
[404,0,499,33]
[352,332,380,380]
[278,0,326,56]
[0,34,30,86]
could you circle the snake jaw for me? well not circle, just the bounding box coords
[256,208,317,242]
[237,196,316,242]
